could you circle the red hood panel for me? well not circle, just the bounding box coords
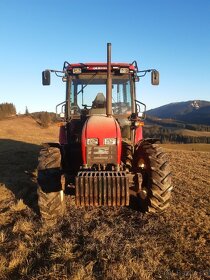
[81,115,122,165]
[84,115,117,145]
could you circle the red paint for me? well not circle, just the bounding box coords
[59,125,67,144]
[135,126,143,144]
[67,63,136,72]
[81,115,122,165]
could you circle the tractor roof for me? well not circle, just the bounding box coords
[65,62,137,73]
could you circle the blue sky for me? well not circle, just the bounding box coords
[0,0,209,113]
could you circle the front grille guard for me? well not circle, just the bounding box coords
[75,171,130,206]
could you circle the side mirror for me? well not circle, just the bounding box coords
[42,70,51,85]
[151,70,159,85]
[135,100,146,119]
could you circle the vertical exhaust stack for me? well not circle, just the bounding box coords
[106,43,112,117]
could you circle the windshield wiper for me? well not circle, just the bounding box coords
[77,73,98,95]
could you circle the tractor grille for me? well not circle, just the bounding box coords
[75,171,129,206]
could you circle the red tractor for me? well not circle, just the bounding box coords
[38,43,172,222]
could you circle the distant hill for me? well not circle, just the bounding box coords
[0,115,58,144]
[147,100,210,125]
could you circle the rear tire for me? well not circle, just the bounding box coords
[133,141,172,213]
[37,144,65,224]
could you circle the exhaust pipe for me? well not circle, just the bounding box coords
[106,43,112,117]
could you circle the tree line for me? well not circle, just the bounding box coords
[146,116,210,132]
[0,103,16,119]
[144,126,210,144]
[0,103,56,128]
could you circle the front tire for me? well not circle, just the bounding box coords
[37,144,65,224]
[133,141,172,213]
[37,187,65,223]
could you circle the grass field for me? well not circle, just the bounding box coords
[0,117,210,279]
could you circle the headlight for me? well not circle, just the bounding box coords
[134,121,144,127]
[87,138,99,145]
[104,138,116,145]
[72,68,82,74]
[120,68,129,74]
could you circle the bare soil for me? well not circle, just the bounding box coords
[0,117,209,280]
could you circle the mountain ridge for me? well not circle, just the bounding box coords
[147,100,210,125]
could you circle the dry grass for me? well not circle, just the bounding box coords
[0,117,209,279]
[0,115,58,144]
[162,143,210,152]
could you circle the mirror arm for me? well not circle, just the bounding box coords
[131,60,139,72]
[50,69,65,75]
[137,69,154,77]
[55,71,65,78]
[63,61,70,71]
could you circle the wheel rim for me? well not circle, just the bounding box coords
[137,156,150,200]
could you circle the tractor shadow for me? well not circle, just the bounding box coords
[0,139,41,214]
[0,139,148,216]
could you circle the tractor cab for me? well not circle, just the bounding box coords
[61,63,136,143]
[43,61,156,145]
[66,63,133,118]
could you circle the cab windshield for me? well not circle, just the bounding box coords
[71,73,132,115]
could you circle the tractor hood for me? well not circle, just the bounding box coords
[81,115,122,166]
